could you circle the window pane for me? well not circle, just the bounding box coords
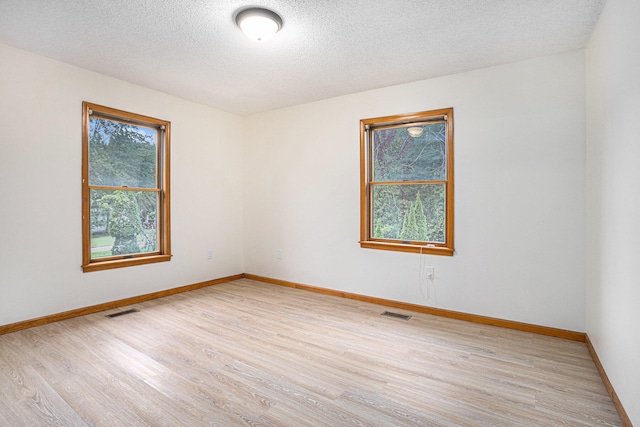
[372,184,445,243]
[372,122,446,182]
[90,189,159,259]
[89,117,157,188]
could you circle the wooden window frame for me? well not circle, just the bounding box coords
[82,102,171,272]
[360,108,454,256]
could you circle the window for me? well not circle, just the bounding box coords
[82,102,171,272]
[360,108,454,256]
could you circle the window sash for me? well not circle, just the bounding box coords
[88,188,161,259]
[371,121,447,183]
[88,116,160,188]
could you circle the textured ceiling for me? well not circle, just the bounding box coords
[0,0,605,116]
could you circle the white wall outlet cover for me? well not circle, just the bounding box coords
[425,267,434,280]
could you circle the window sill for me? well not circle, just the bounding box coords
[82,254,172,272]
[360,241,454,256]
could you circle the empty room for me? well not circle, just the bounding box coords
[0,0,637,425]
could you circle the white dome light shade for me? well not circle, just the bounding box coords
[235,8,283,41]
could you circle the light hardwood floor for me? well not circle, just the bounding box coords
[0,279,622,426]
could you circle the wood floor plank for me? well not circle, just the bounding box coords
[0,363,90,426]
[0,278,623,426]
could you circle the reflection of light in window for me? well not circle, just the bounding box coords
[407,127,424,138]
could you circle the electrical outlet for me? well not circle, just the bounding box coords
[424,266,434,280]
[207,249,213,260]
[276,250,283,259]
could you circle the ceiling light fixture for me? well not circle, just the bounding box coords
[407,126,424,138]
[235,7,283,42]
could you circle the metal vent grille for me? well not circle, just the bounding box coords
[106,309,139,318]
[381,311,411,320]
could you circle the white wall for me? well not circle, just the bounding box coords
[244,50,587,331]
[586,0,640,423]
[0,42,589,335]
[0,44,245,326]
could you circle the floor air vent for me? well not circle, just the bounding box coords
[106,309,139,318]
[381,311,411,320]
